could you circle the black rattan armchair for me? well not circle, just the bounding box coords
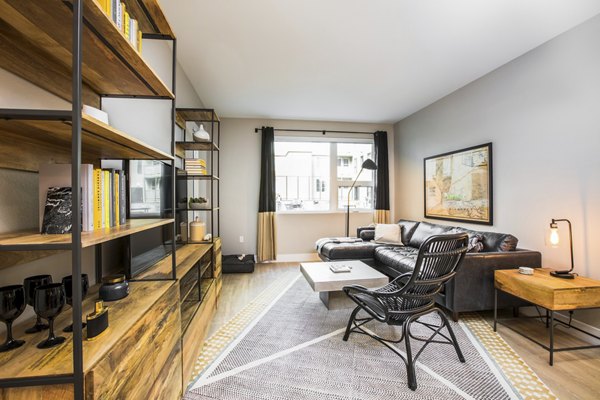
[342,233,469,391]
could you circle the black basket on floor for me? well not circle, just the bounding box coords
[222,254,255,273]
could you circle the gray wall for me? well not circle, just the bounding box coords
[220,118,394,258]
[394,15,600,326]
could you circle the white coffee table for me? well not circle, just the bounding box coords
[300,260,389,310]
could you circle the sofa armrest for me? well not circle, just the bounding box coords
[443,249,542,313]
[357,226,375,241]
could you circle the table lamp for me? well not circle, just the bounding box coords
[345,159,377,237]
[547,218,575,279]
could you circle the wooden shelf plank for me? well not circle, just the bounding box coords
[176,109,220,123]
[0,0,174,101]
[0,280,175,379]
[176,141,219,153]
[0,111,172,172]
[0,218,173,250]
[136,243,213,280]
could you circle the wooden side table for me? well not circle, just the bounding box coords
[494,268,600,365]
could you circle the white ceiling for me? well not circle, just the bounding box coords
[162,0,600,123]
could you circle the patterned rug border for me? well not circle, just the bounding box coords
[186,274,556,400]
[460,314,556,400]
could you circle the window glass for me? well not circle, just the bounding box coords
[336,142,374,210]
[274,141,330,211]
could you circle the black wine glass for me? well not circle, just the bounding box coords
[23,274,52,333]
[33,283,66,349]
[0,285,27,352]
[62,274,89,332]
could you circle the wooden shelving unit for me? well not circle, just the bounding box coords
[0,0,180,397]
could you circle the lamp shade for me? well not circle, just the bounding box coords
[361,159,377,170]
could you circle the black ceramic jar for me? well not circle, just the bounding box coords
[99,274,129,302]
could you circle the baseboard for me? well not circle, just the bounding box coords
[275,253,320,263]
[519,306,600,340]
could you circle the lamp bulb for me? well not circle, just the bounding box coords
[549,227,560,247]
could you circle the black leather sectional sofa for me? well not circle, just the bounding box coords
[316,219,542,320]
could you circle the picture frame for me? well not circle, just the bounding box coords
[424,143,493,225]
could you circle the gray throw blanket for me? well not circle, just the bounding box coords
[315,237,363,253]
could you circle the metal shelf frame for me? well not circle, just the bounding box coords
[0,2,177,398]
[176,109,221,245]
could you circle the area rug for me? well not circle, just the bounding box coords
[185,274,555,400]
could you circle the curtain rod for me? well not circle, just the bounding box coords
[254,127,374,135]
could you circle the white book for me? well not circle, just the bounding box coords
[38,164,94,232]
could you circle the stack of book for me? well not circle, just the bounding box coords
[39,165,127,233]
[185,159,207,175]
[98,0,143,53]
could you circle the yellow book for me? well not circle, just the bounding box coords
[93,169,102,230]
[137,30,143,53]
[103,170,110,228]
[124,11,130,38]
[114,172,120,226]
[121,2,127,34]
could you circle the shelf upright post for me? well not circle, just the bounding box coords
[217,120,220,238]
[71,0,84,399]
[171,38,177,280]
[210,111,214,243]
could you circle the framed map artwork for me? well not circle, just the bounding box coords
[424,143,493,225]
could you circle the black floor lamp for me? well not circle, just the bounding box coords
[345,159,377,237]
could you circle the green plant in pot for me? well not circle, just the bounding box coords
[189,197,209,209]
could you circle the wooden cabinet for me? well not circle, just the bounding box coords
[0,281,181,400]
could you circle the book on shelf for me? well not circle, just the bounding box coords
[119,170,127,225]
[93,169,103,230]
[97,0,143,53]
[103,170,110,228]
[39,164,94,233]
[185,159,207,175]
[41,187,74,235]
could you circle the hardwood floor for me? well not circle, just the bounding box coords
[206,262,600,399]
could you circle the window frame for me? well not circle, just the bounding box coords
[274,134,374,214]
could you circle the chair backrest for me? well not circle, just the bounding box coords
[401,233,469,308]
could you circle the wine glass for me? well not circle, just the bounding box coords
[23,274,52,333]
[61,274,89,332]
[0,285,27,352]
[33,283,66,349]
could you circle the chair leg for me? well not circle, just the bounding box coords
[403,319,418,391]
[343,306,361,342]
[438,310,465,363]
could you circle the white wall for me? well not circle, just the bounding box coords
[394,15,600,326]
[0,38,203,327]
[220,118,394,258]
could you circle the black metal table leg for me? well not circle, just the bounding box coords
[493,288,498,332]
[549,310,554,366]
[545,309,549,328]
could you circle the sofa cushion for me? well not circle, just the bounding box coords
[399,220,420,244]
[320,241,380,260]
[480,232,519,252]
[375,246,419,275]
[374,224,403,245]
[407,222,452,248]
[449,227,484,253]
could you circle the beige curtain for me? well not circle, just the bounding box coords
[258,212,277,261]
[374,209,390,224]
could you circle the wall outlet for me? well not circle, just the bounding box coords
[239,235,244,243]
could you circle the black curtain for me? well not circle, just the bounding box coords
[257,127,277,260]
[258,127,276,212]
[374,131,390,223]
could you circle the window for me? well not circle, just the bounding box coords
[275,138,374,212]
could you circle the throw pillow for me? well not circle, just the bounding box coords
[374,224,403,245]
[468,234,484,253]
